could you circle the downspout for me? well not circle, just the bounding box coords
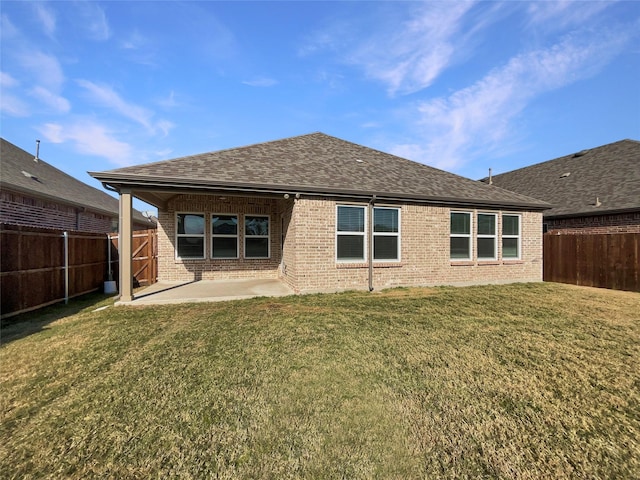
[107,234,113,281]
[368,195,376,292]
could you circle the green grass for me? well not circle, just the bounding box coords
[1,283,639,479]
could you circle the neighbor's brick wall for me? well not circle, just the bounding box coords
[0,189,114,233]
[157,194,289,282]
[545,212,640,234]
[287,197,543,294]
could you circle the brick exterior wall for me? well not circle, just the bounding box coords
[545,212,640,234]
[286,197,542,294]
[157,194,543,293]
[0,189,114,233]
[157,194,287,282]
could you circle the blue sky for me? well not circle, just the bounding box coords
[2,1,639,212]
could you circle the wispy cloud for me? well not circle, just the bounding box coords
[242,77,278,87]
[0,71,19,88]
[527,1,612,30]
[30,86,70,113]
[77,80,173,136]
[302,2,479,96]
[76,2,110,41]
[1,13,20,40]
[391,27,633,170]
[156,90,180,108]
[0,93,29,117]
[352,2,476,96]
[32,2,56,37]
[40,120,133,166]
[121,29,147,50]
[119,29,159,66]
[15,50,65,90]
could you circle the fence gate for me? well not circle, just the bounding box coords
[109,229,158,287]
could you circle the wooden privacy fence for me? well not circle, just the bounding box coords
[544,233,639,292]
[1,224,157,318]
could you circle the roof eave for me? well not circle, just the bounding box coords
[0,181,120,219]
[89,173,550,211]
[1,181,151,224]
[545,206,640,219]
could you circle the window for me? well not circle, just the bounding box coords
[176,213,205,259]
[477,213,497,260]
[373,207,400,261]
[212,214,238,258]
[337,205,365,261]
[503,215,521,259]
[245,215,270,258]
[450,212,471,260]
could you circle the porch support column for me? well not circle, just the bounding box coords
[119,189,133,302]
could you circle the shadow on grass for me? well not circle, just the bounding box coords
[0,292,115,346]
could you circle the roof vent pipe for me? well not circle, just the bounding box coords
[488,168,493,185]
[34,139,40,162]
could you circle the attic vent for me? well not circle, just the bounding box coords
[22,170,39,181]
[573,149,588,158]
[560,172,571,178]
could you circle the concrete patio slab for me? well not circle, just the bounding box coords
[117,278,295,306]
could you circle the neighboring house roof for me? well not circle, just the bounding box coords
[90,132,549,210]
[487,139,640,219]
[1,138,153,226]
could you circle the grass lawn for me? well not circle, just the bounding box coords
[1,283,639,479]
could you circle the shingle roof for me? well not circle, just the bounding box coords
[1,138,151,224]
[90,132,549,210]
[488,139,640,218]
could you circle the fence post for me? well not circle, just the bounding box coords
[63,231,69,304]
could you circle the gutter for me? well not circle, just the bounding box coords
[89,176,550,212]
[545,206,640,220]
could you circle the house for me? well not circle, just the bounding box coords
[1,138,154,233]
[90,132,549,302]
[486,139,640,234]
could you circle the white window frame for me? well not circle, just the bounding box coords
[373,206,401,262]
[244,214,270,259]
[450,211,472,261]
[211,213,239,259]
[502,214,522,260]
[336,205,367,262]
[477,212,497,260]
[175,212,205,260]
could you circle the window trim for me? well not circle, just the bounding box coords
[336,204,367,263]
[450,211,472,261]
[373,206,401,262]
[502,214,522,260]
[175,212,206,260]
[211,213,239,259]
[244,214,271,259]
[477,212,497,261]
